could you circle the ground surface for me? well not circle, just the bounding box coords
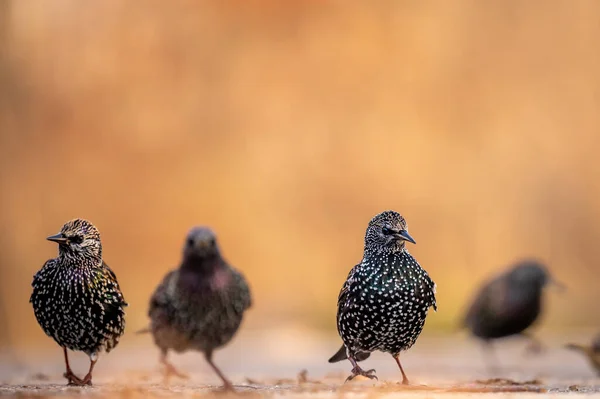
[1,329,599,398]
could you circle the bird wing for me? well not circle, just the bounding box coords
[148,269,178,317]
[420,271,438,311]
[88,261,128,352]
[29,259,55,303]
[463,277,509,329]
[230,268,252,312]
[336,264,359,324]
[101,261,128,306]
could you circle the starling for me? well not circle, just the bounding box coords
[328,210,437,384]
[30,219,127,386]
[565,333,600,376]
[142,227,251,390]
[462,260,563,359]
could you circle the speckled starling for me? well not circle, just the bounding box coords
[142,227,251,389]
[328,210,437,385]
[462,260,563,351]
[566,333,600,376]
[30,219,127,386]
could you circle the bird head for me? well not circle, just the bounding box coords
[509,260,565,291]
[47,218,102,261]
[183,226,220,260]
[365,210,416,254]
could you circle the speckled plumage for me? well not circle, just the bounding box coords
[462,260,564,371]
[30,219,127,386]
[463,260,555,341]
[329,211,437,384]
[146,227,251,389]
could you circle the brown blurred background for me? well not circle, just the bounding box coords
[1,0,599,356]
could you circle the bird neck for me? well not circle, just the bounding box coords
[362,250,418,276]
[57,251,102,269]
[177,257,232,294]
[180,253,224,273]
[364,244,406,258]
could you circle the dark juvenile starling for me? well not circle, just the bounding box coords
[328,210,437,384]
[462,260,563,356]
[143,227,251,389]
[30,219,127,386]
[565,333,600,376]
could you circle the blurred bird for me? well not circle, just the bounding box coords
[565,333,600,376]
[140,227,251,390]
[462,260,564,365]
[328,210,437,384]
[30,219,127,386]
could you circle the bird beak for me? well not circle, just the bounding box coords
[46,233,68,244]
[395,230,416,244]
[549,278,567,293]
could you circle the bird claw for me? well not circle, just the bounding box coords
[523,341,545,355]
[167,369,189,380]
[80,375,93,386]
[64,371,83,386]
[162,362,190,384]
[64,373,92,386]
[345,367,378,382]
[216,382,235,392]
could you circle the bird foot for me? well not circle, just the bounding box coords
[162,362,189,384]
[216,382,235,392]
[345,367,378,382]
[64,370,84,386]
[167,367,189,380]
[80,373,93,386]
[523,341,545,356]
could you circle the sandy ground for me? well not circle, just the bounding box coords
[1,328,599,398]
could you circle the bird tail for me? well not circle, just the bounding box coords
[565,343,590,354]
[135,327,151,335]
[328,345,347,363]
[328,345,370,363]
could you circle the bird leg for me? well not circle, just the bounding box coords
[160,350,189,383]
[345,355,378,382]
[204,351,234,391]
[79,357,97,386]
[521,332,544,355]
[62,347,83,385]
[393,354,410,385]
[481,341,501,375]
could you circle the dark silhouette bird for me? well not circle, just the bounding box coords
[30,219,127,386]
[141,227,251,390]
[565,333,600,376]
[462,260,564,364]
[328,210,437,384]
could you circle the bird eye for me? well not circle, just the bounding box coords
[70,235,83,244]
[382,226,393,235]
[187,238,195,247]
